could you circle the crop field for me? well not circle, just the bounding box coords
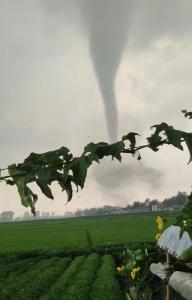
[0,213,172,299]
[0,254,123,300]
[0,213,175,253]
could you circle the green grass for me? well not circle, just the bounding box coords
[0,257,69,300]
[91,255,124,300]
[61,253,100,300]
[0,254,124,300]
[0,213,175,253]
[0,213,173,299]
[40,256,85,300]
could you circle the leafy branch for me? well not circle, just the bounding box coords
[0,110,191,215]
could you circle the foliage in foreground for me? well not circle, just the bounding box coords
[117,243,165,300]
[0,110,192,214]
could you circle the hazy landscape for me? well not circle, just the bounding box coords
[1,0,192,299]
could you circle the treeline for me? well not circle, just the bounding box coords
[73,191,188,217]
[0,191,188,222]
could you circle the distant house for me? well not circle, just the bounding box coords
[150,200,160,212]
[151,203,158,212]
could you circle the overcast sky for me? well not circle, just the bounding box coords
[0,0,192,216]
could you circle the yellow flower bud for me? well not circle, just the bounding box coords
[117,266,125,273]
[156,216,164,231]
[130,266,140,280]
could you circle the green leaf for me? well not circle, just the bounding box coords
[23,146,72,171]
[94,142,110,159]
[28,188,38,215]
[126,261,134,270]
[165,127,183,150]
[51,171,74,202]
[85,141,125,162]
[182,109,192,119]
[65,176,73,202]
[55,146,73,161]
[182,198,192,219]
[82,142,110,162]
[37,168,52,184]
[110,141,125,161]
[147,123,168,151]
[83,143,100,155]
[8,164,36,215]
[149,123,184,151]
[83,142,113,163]
[122,132,139,150]
[41,151,63,169]
[36,178,53,199]
[71,157,91,188]
[129,287,138,300]
[29,188,38,203]
[147,135,162,151]
[151,122,169,133]
[51,170,68,190]
[36,168,54,199]
[23,152,46,169]
[83,143,100,163]
[5,111,192,212]
[183,133,192,163]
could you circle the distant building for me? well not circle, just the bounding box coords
[151,203,158,212]
[150,200,160,212]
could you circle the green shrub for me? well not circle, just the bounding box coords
[117,244,165,299]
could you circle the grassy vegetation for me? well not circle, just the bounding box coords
[0,257,71,300]
[62,253,100,300]
[40,256,85,300]
[0,214,172,299]
[0,258,38,280]
[91,255,124,300]
[0,254,124,300]
[0,213,175,253]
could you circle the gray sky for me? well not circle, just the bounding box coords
[0,0,192,216]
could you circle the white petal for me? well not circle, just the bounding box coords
[157,226,192,258]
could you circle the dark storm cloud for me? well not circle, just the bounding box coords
[93,159,162,195]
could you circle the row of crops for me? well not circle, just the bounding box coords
[0,254,123,300]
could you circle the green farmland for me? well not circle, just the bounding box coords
[0,213,175,253]
[0,213,173,299]
[0,254,123,300]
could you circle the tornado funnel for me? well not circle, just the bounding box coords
[81,0,134,142]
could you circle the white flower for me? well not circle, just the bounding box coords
[157,225,192,257]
